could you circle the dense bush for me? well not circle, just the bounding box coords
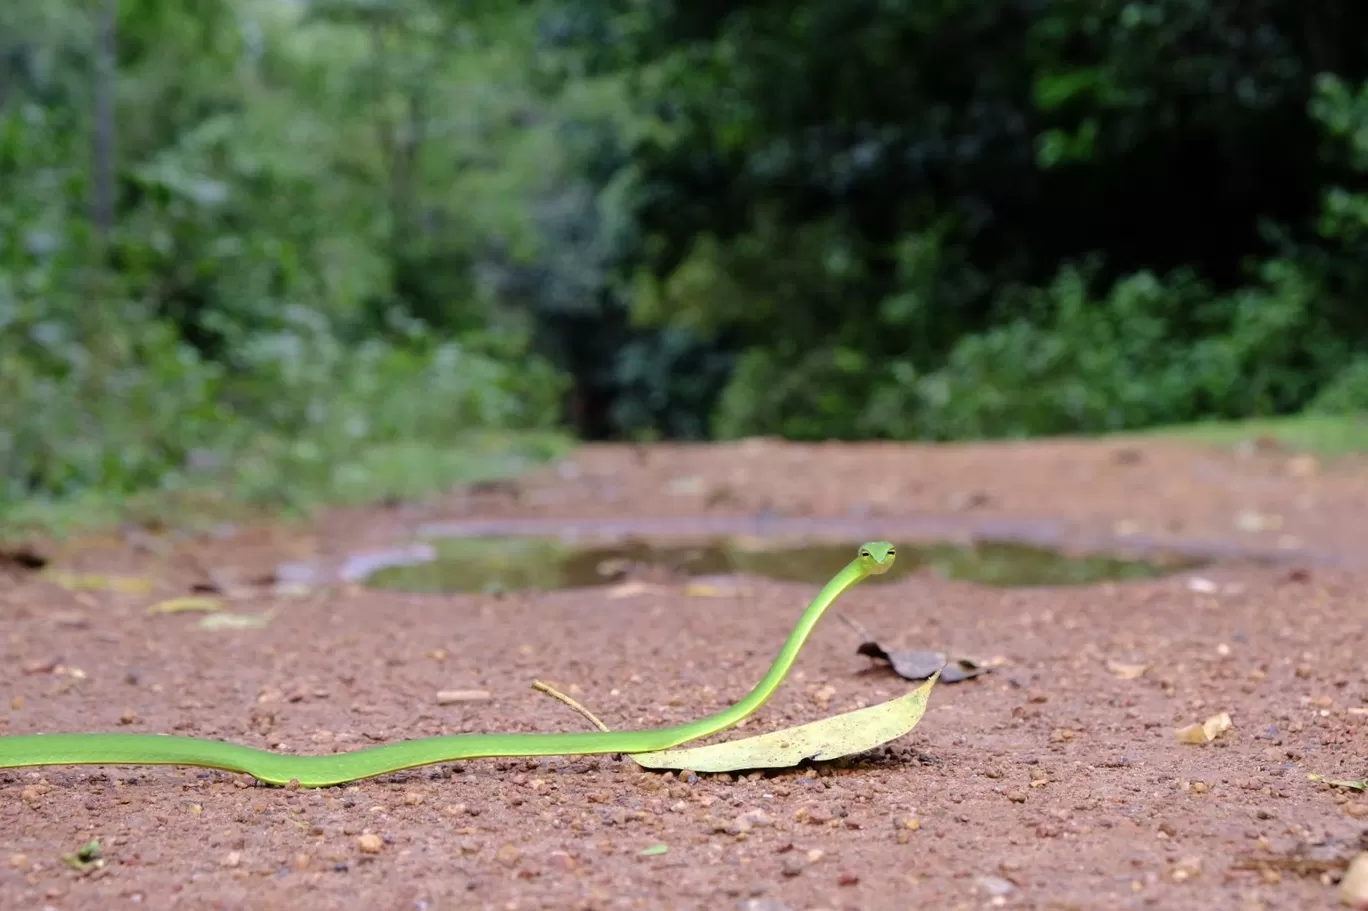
[0,0,568,509]
[710,257,1345,440]
[587,0,1368,439]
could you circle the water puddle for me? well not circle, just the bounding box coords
[362,536,1201,595]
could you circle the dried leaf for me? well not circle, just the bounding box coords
[628,673,938,773]
[1105,660,1149,680]
[606,581,669,599]
[145,596,225,616]
[1174,723,1208,744]
[1203,711,1233,739]
[1175,711,1233,744]
[682,582,746,598]
[198,611,273,630]
[0,545,47,571]
[435,689,492,705]
[42,571,154,594]
[1319,777,1368,792]
[857,641,987,683]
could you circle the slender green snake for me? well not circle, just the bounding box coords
[0,542,896,787]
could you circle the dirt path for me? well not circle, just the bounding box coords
[4,437,1368,910]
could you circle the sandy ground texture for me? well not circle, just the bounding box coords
[4,436,1368,911]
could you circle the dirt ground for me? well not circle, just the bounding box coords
[4,436,1368,910]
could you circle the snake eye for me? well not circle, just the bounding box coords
[859,549,870,558]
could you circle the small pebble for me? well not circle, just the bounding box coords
[795,805,832,825]
[356,834,383,854]
[1170,855,1202,881]
[1341,853,1368,908]
[975,875,1016,897]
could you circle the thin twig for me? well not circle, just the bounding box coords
[531,680,612,732]
[836,611,874,640]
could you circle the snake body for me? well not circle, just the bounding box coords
[0,542,896,787]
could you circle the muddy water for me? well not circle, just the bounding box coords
[361,534,1201,595]
[279,512,1320,593]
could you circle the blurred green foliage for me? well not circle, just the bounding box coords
[5,0,1368,517]
[1,0,570,514]
[596,0,1368,440]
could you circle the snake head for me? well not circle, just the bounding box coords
[857,541,896,574]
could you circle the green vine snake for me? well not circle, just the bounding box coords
[0,542,896,787]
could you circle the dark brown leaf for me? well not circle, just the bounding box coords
[0,545,48,571]
[856,641,989,683]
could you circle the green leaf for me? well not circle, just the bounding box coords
[628,673,939,773]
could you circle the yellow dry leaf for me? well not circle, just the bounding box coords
[605,581,668,599]
[1175,723,1208,744]
[1203,711,1233,739]
[682,583,746,598]
[145,596,225,616]
[198,611,274,631]
[630,673,939,773]
[43,571,154,594]
[1175,711,1233,744]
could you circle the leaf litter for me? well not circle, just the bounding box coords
[61,838,104,873]
[42,570,154,594]
[1175,711,1233,744]
[840,613,991,683]
[0,544,48,571]
[856,641,988,683]
[1308,774,1367,792]
[197,609,276,630]
[145,596,226,616]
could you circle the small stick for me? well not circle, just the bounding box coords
[531,680,612,732]
[836,611,875,640]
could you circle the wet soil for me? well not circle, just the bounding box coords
[4,436,1368,910]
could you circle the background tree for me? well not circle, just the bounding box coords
[4,0,1368,511]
